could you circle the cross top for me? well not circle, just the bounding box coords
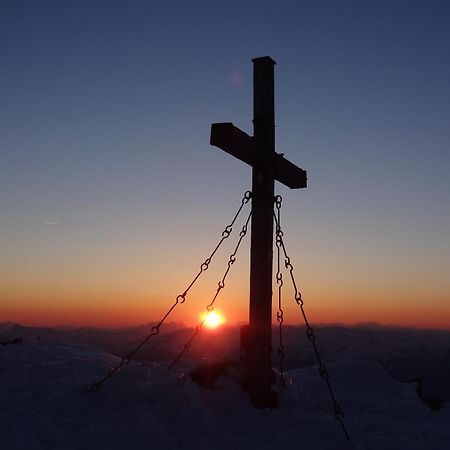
[209,57,307,408]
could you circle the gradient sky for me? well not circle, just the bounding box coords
[1,0,449,329]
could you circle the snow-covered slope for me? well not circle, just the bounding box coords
[1,343,449,449]
[3,323,450,402]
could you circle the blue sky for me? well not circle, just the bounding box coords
[1,0,449,327]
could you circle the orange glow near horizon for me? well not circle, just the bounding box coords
[2,291,450,330]
[1,251,449,330]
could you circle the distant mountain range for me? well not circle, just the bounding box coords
[0,321,186,354]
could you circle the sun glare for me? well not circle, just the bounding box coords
[202,310,225,329]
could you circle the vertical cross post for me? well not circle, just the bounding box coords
[247,56,276,408]
[209,56,307,408]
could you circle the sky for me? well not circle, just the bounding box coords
[1,0,449,329]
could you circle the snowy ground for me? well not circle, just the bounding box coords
[1,343,449,450]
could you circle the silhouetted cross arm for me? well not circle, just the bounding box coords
[210,122,307,189]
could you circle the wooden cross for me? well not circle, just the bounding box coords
[210,56,307,408]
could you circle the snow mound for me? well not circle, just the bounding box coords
[0,343,448,449]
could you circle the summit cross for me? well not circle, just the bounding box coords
[210,56,307,408]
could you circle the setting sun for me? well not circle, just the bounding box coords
[202,310,225,329]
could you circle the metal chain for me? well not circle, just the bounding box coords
[168,210,252,370]
[274,195,285,386]
[181,191,252,296]
[89,190,252,392]
[273,196,353,447]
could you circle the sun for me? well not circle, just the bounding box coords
[202,310,225,329]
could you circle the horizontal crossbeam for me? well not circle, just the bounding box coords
[210,122,307,189]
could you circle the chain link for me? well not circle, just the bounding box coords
[168,210,252,370]
[274,195,285,386]
[89,190,252,392]
[182,190,252,296]
[273,196,353,447]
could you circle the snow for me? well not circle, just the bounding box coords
[1,343,449,449]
